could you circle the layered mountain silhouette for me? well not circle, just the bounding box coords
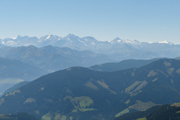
[0,45,113,72]
[1,58,158,98]
[0,57,46,80]
[0,59,180,120]
[0,57,46,95]
[89,59,158,72]
[0,34,179,60]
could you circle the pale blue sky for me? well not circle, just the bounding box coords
[0,0,180,43]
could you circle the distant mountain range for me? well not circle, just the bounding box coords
[1,59,180,120]
[0,45,112,72]
[0,34,180,60]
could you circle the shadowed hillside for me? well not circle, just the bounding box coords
[0,59,180,120]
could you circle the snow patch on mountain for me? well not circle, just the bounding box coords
[6,41,17,46]
[12,37,17,40]
[78,39,84,43]
[158,41,169,44]
[1,41,5,44]
[110,37,140,45]
[91,42,95,45]
[148,41,172,44]
[45,33,52,40]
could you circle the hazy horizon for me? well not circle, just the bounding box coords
[0,33,177,45]
[0,0,180,44]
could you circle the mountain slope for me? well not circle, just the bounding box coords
[89,59,158,72]
[0,59,180,120]
[115,104,180,120]
[0,112,39,120]
[1,81,29,97]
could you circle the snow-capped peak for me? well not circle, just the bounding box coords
[111,37,140,45]
[110,37,122,43]
[113,37,121,41]
[45,33,52,40]
[12,36,17,40]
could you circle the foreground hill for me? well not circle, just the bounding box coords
[115,104,180,120]
[89,59,158,72]
[0,45,113,72]
[0,59,180,120]
[0,57,47,95]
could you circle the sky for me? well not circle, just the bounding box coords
[0,0,180,44]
